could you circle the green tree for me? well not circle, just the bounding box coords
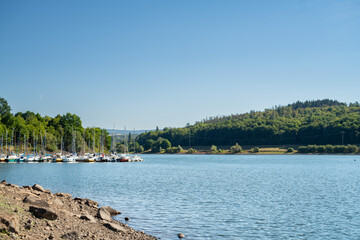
[0,97,11,117]
[160,139,171,149]
[210,145,218,153]
[287,147,294,153]
[230,143,242,153]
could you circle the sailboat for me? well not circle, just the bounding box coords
[63,127,77,162]
[119,127,130,162]
[6,129,18,162]
[87,127,97,162]
[26,132,38,162]
[129,128,143,162]
[18,134,27,162]
[53,128,65,162]
[40,131,52,162]
[0,133,6,162]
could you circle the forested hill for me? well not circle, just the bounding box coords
[137,99,360,147]
[0,97,110,153]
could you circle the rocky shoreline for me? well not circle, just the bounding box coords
[0,180,157,240]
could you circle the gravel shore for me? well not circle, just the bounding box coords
[0,180,157,240]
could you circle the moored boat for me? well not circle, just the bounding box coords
[6,154,18,162]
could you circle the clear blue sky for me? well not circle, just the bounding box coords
[1,0,359,129]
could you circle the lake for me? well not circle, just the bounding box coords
[1,155,360,239]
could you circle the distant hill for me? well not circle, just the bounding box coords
[137,99,360,147]
[106,129,149,136]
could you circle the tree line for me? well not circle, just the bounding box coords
[137,99,360,149]
[0,97,111,153]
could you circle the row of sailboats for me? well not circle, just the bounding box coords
[0,129,52,162]
[0,127,143,163]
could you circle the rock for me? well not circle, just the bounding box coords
[74,197,83,201]
[80,214,96,223]
[124,217,130,221]
[6,183,20,188]
[0,214,19,233]
[104,222,125,232]
[29,206,58,220]
[23,185,31,189]
[49,234,54,239]
[96,207,112,221]
[1,180,6,184]
[61,231,80,239]
[178,233,185,238]
[55,192,72,198]
[32,184,44,192]
[103,206,121,216]
[24,223,31,230]
[85,199,98,208]
[23,196,50,208]
[53,198,63,206]
[44,189,52,194]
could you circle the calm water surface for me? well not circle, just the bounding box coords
[1,155,360,239]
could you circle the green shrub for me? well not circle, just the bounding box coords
[253,147,260,153]
[307,145,317,153]
[230,143,243,153]
[325,145,334,153]
[136,145,144,153]
[333,145,346,153]
[316,145,325,153]
[210,145,218,153]
[178,145,184,152]
[287,147,294,153]
[298,146,308,153]
[187,148,196,154]
[347,145,359,153]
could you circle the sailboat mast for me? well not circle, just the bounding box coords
[11,128,14,154]
[83,128,85,154]
[61,128,63,155]
[24,134,26,155]
[5,130,8,155]
[0,133,2,155]
[124,127,127,155]
[44,131,46,156]
[93,127,95,153]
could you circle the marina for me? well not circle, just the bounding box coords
[0,127,143,163]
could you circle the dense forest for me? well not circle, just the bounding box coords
[137,99,360,148]
[0,97,110,154]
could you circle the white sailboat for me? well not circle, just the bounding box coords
[63,127,77,162]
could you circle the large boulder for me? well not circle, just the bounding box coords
[103,206,121,216]
[23,196,50,208]
[53,198,63,206]
[80,214,96,223]
[96,207,112,221]
[32,184,44,192]
[29,206,58,220]
[104,222,126,232]
[61,231,80,240]
[0,214,19,233]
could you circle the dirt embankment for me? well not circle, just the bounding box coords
[0,180,156,240]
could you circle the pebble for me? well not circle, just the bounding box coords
[178,233,185,238]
